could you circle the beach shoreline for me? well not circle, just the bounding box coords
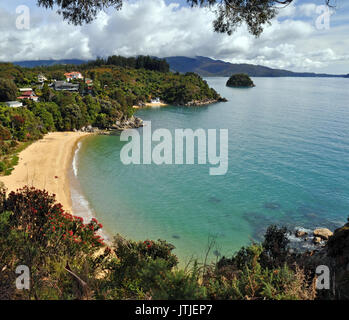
[0,132,92,214]
[133,102,168,109]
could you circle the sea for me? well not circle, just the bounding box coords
[70,77,349,263]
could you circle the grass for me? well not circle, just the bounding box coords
[0,140,33,176]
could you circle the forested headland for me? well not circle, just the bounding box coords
[0,56,225,174]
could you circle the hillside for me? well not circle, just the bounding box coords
[165,56,346,78]
[13,59,87,68]
[12,56,347,78]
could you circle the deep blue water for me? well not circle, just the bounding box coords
[74,77,349,263]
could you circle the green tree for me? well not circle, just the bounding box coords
[0,79,18,102]
[41,83,52,102]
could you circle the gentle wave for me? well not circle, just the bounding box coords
[72,142,82,176]
[70,141,111,243]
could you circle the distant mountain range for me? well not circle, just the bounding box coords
[13,59,87,68]
[13,56,348,78]
[164,56,347,78]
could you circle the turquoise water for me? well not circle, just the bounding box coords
[75,77,349,263]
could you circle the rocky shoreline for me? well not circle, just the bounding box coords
[184,98,227,107]
[290,221,349,299]
[292,227,333,249]
[78,115,144,135]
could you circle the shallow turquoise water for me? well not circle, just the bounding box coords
[75,77,349,263]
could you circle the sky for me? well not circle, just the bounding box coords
[0,0,348,74]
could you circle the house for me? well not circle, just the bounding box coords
[5,101,23,108]
[64,72,83,82]
[151,97,161,104]
[84,78,93,92]
[19,88,33,93]
[18,88,39,102]
[38,74,47,83]
[54,81,79,91]
[85,78,93,85]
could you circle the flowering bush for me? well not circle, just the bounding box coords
[4,186,105,254]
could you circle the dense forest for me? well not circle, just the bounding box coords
[0,56,224,175]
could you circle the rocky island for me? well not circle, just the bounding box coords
[226,73,255,88]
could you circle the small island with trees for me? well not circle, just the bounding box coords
[226,73,255,88]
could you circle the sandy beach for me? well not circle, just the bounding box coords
[133,102,168,109]
[0,132,91,214]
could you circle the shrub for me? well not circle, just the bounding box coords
[0,161,5,172]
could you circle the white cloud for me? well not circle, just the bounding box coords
[0,0,348,74]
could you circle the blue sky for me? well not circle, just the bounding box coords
[0,0,348,73]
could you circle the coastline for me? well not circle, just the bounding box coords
[0,132,92,214]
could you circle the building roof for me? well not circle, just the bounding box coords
[18,95,38,100]
[64,72,82,77]
[5,101,23,107]
[21,91,33,96]
[54,81,79,91]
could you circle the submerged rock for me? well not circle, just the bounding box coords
[264,202,281,210]
[213,250,221,257]
[208,196,221,204]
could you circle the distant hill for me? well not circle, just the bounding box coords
[165,56,346,78]
[12,56,347,78]
[13,59,87,68]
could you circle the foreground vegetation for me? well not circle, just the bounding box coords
[2,186,343,300]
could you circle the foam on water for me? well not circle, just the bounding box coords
[72,142,81,176]
[70,141,111,243]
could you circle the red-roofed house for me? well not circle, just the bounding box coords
[64,72,83,82]
[18,88,39,102]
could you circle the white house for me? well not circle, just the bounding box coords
[150,97,161,104]
[19,88,33,93]
[5,101,23,108]
[64,72,83,82]
[38,74,47,83]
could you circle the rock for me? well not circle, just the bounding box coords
[184,99,222,107]
[313,228,333,240]
[264,202,281,210]
[313,237,322,244]
[295,230,308,238]
[213,250,221,257]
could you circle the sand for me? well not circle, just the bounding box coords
[133,102,168,109]
[0,132,91,213]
